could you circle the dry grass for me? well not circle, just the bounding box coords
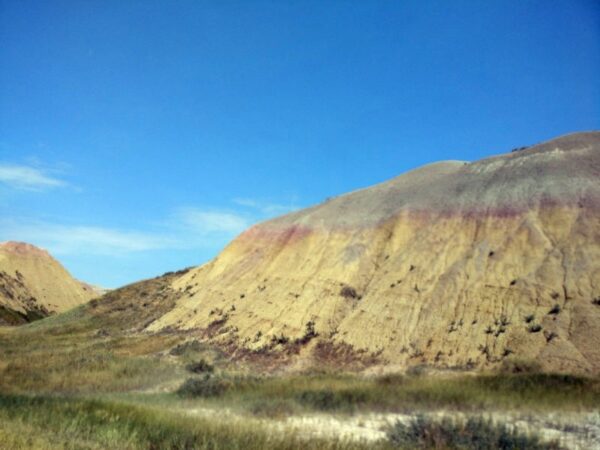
[0,272,596,448]
[0,394,388,450]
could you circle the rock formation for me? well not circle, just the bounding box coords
[148,131,600,373]
[0,241,97,324]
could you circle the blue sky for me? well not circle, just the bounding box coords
[1,0,599,287]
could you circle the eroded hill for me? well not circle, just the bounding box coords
[145,132,600,374]
[0,241,98,325]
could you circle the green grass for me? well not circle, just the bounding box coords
[166,371,600,415]
[0,394,388,450]
[0,273,596,448]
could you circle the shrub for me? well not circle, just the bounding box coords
[592,297,600,306]
[295,320,319,345]
[544,331,558,343]
[271,334,290,345]
[169,340,203,356]
[296,389,369,411]
[340,285,358,299]
[406,364,428,377]
[528,324,542,333]
[548,304,561,315]
[387,415,559,449]
[177,375,232,398]
[185,359,214,374]
[500,358,542,374]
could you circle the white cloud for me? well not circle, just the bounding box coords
[0,199,299,258]
[0,208,253,257]
[232,197,298,216]
[176,208,251,235]
[0,163,66,191]
[0,219,172,256]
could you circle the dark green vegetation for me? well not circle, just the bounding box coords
[0,273,594,448]
[172,371,600,415]
[387,415,560,449]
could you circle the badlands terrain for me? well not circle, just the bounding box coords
[0,131,599,449]
[152,131,600,374]
[0,241,98,325]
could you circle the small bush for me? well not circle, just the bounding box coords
[186,359,214,374]
[548,304,561,315]
[177,375,232,398]
[500,358,541,374]
[271,334,290,345]
[387,415,560,449]
[169,340,204,356]
[296,389,369,411]
[340,285,358,299]
[592,297,600,306]
[406,365,428,377]
[528,324,542,333]
[249,398,296,418]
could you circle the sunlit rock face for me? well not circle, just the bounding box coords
[0,241,97,324]
[151,132,600,374]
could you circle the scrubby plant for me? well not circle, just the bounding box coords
[500,358,542,374]
[387,415,560,449]
[271,334,290,345]
[296,388,368,411]
[548,304,561,315]
[340,285,358,299]
[295,320,318,345]
[169,340,203,356]
[177,375,232,398]
[524,314,535,323]
[528,324,542,333]
[185,359,214,374]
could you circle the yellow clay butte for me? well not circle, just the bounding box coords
[0,241,97,324]
[149,132,600,374]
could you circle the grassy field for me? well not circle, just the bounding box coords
[0,274,595,448]
[171,370,600,415]
[0,394,391,450]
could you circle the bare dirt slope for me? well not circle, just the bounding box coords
[150,131,599,374]
[0,242,97,324]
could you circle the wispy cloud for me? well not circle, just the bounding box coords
[0,163,66,191]
[176,208,251,235]
[0,219,172,256]
[232,197,298,216]
[0,208,254,257]
[0,195,300,259]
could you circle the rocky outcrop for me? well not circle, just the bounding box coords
[150,132,600,374]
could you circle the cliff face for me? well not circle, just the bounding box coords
[150,132,600,374]
[0,242,97,324]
